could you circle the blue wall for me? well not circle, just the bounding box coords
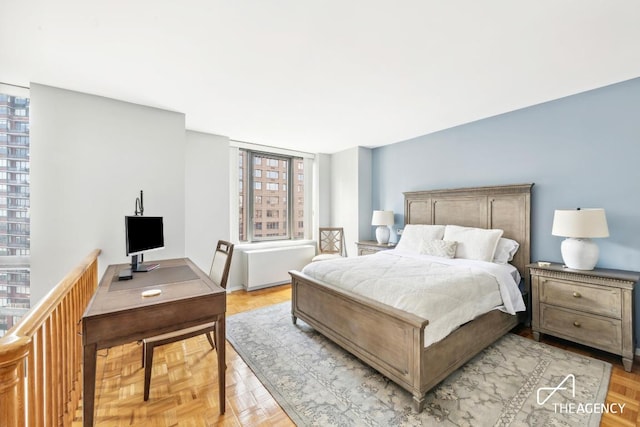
[372,77,640,340]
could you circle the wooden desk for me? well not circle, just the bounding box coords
[82,258,226,426]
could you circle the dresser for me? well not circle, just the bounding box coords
[355,240,395,256]
[529,263,639,372]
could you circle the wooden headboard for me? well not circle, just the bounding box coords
[403,184,533,281]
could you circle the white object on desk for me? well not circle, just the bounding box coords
[141,289,162,297]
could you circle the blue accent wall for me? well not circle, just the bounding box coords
[372,77,640,341]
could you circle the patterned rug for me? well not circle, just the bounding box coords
[227,302,611,426]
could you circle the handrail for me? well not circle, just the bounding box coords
[0,249,101,427]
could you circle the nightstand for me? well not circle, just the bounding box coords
[528,263,639,372]
[355,240,395,256]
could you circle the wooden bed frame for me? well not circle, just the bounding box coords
[289,183,533,411]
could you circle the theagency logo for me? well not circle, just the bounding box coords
[537,374,575,405]
[537,374,625,415]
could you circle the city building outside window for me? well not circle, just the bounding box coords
[238,149,305,242]
[0,90,31,338]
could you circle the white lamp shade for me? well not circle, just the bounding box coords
[371,210,394,226]
[551,209,609,238]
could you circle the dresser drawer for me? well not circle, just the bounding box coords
[539,278,621,318]
[540,304,622,354]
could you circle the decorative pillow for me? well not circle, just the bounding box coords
[493,238,520,264]
[395,224,446,253]
[443,225,504,262]
[419,240,457,258]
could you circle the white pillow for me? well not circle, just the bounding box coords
[443,225,504,262]
[420,240,457,258]
[395,224,446,253]
[493,238,520,264]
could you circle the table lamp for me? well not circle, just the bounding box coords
[371,210,394,245]
[551,208,609,270]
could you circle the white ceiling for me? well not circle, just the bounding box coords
[1,1,639,154]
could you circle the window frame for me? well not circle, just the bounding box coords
[231,141,314,244]
[242,149,296,242]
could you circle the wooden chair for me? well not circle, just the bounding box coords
[141,240,234,401]
[311,227,346,261]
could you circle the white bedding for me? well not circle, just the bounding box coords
[301,250,526,347]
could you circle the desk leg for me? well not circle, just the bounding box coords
[216,315,225,414]
[83,343,98,427]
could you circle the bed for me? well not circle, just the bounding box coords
[289,183,533,411]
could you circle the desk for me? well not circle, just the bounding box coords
[82,258,226,426]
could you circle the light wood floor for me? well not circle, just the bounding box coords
[74,284,640,426]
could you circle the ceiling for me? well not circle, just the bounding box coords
[1,1,639,154]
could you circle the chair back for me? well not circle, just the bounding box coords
[209,240,234,288]
[318,227,345,256]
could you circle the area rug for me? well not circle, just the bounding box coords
[227,302,612,426]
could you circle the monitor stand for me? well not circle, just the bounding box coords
[118,255,159,280]
[130,254,160,273]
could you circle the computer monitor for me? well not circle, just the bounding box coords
[123,215,164,276]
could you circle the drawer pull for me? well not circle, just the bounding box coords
[572,292,581,298]
[573,321,581,328]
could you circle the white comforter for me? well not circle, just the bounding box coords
[301,250,526,347]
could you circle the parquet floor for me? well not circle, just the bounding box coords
[74,284,640,426]
[73,285,294,427]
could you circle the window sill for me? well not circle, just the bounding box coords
[234,240,315,252]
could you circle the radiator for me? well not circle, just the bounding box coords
[244,245,315,290]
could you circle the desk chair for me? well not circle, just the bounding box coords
[142,240,234,401]
[311,227,346,261]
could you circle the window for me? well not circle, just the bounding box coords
[238,149,305,241]
[0,89,31,338]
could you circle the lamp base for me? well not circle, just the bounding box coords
[561,237,599,270]
[375,226,390,245]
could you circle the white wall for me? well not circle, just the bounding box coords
[30,84,186,303]
[314,153,332,233]
[357,147,372,240]
[330,147,372,256]
[184,130,230,273]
